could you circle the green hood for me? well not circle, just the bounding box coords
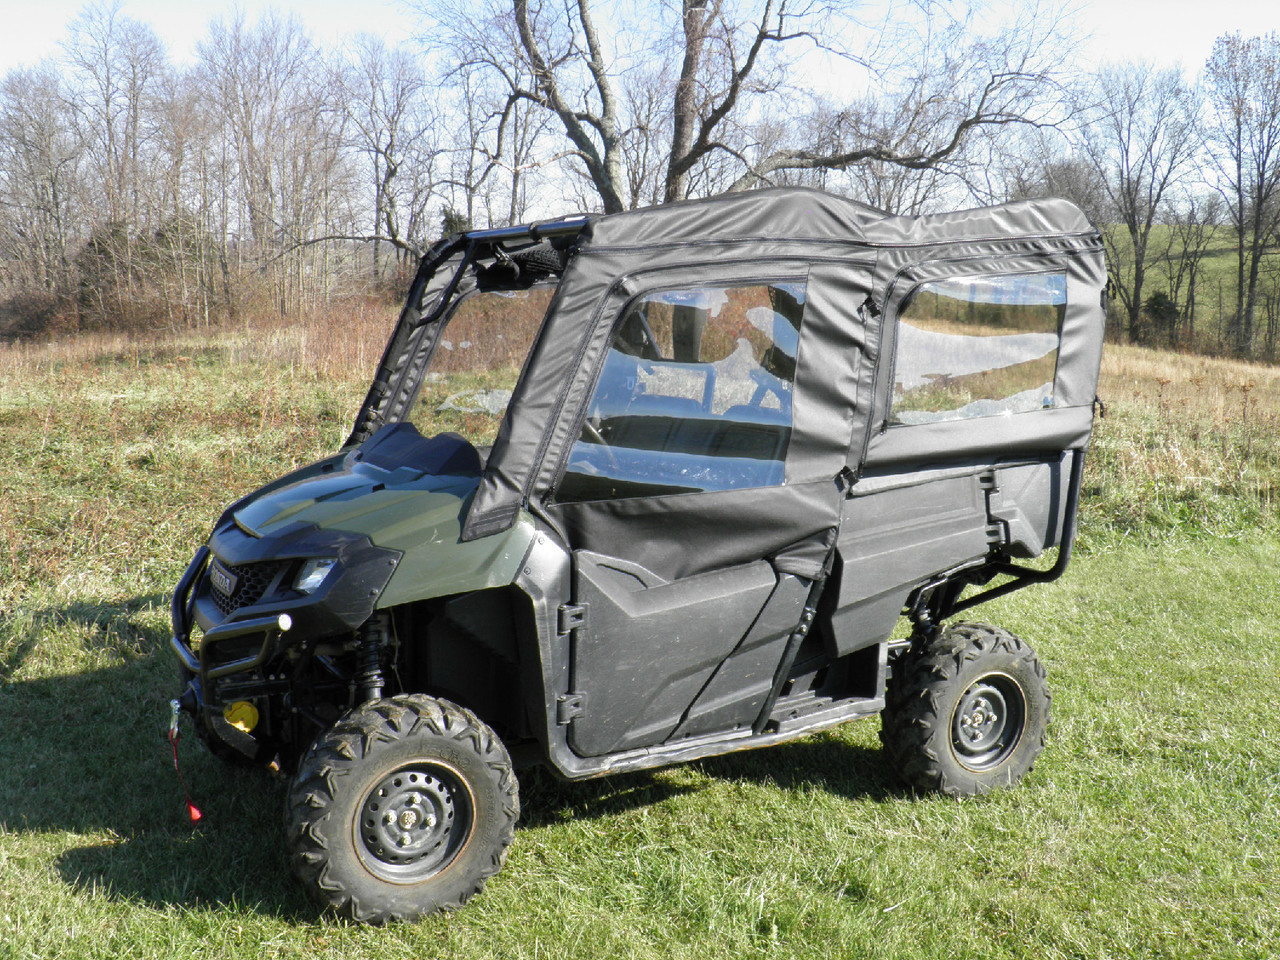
[233,462,479,543]
[232,429,536,606]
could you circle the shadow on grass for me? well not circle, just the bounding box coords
[0,593,165,680]
[0,593,317,920]
[516,732,904,830]
[3,592,902,919]
[516,766,699,828]
[693,734,906,801]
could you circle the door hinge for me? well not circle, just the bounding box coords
[557,603,588,634]
[556,693,586,725]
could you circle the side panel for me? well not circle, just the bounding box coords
[824,451,1073,653]
[989,455,1071,558]
[670,573,811,740]
[828,473,991,656]
[568,552,777,757]
[376,511,537,608]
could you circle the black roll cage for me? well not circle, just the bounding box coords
[346,216,590,448]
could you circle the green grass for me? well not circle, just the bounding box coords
[1,332,1279,959]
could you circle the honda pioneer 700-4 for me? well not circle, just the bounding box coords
[170,186,1106,922]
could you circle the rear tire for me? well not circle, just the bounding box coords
[285,695,519,923]
[880,622,1050,797]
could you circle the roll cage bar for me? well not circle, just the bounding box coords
[346,216,591,447]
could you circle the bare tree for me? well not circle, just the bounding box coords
[1155,192,1223,345]
[0,66,82,295]
[1260,250,1280,358]
[198,13,354,315]
[62,1,167,227]
[1078,62,1199,344]
[420,0,1075,215]
[493,74,556,224]
[1005,153,1107,221]
[56,2,172,326]
[338,36,441,274]
[1204,31,1280,356]
[426,2,574,222]
[442,68,499,229]
[148,69,213,328]
[199,14,310,250]
[725,2,1073,196]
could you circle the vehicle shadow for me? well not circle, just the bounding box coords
[0,592,166,681]
[516,732,906,829]
[693,733,908,802]
[0,593,318,920]
[5,593,902,919]
[516,766,698,827]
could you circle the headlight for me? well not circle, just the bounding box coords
[294,558,337,594]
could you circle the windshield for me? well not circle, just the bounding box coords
[404,286,556,449]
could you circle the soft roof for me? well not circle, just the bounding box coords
[582,186,1093,252]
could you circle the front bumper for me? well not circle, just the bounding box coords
[170,524,402,714]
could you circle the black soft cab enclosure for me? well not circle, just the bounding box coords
[169,187,1106,922]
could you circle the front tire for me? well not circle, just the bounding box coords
[880,622,1050,798]
[285,695,519,923]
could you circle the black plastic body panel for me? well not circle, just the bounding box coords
[989,455,1071,558]
[828,473,991,657]
[671,573,811,740]
[567,552,777,757]
[192,522,401,640]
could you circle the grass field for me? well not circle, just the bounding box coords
[1,318,1278,959]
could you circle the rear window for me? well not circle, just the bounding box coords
[891,273,1065,425]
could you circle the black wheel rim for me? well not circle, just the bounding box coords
[354,761,474,884]
[950,672,1026,772]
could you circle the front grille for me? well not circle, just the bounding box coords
[209,560,286,616]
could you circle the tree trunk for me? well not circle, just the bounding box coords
[664,0,710,204]
[1128,247,1146,344]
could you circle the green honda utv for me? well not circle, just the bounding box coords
[170,186,1107,922]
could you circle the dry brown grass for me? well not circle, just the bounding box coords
[1099,342,1280,423]
[0,296,398,384]
[1085,342,1280,536]
[4,308,1277,552]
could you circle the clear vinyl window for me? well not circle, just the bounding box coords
[891,273,1066,425]
[556,281,805,503]
[406,286,555,448]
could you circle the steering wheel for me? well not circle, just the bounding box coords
[747,367,792,416]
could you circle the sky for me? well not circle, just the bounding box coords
[0,0,1273,76]
[0,0,417,69]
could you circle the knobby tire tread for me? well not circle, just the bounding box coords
[285,694,518,923]
[879,621,1050,798]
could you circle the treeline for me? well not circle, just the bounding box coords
[1,1,1278,360]
[0,5,468,336]
[1012,35,1280,358]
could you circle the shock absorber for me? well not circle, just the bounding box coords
[355,614,390,703]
